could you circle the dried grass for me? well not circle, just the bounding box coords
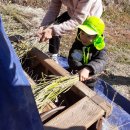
[0,4,34,29]
[33,74,79,113]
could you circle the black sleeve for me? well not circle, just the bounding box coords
[85,48,107,75]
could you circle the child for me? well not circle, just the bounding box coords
[68,16,107,88]
[37,0,103,63]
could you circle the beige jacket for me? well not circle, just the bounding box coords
[41,0,103,36]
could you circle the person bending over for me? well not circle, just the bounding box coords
[37,0,103,63]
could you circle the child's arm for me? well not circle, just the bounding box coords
[78,48,107,81]
[84,48,107,75]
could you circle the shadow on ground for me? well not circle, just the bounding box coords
[100,73,130,86]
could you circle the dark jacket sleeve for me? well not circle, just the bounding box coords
[85,48,107,75]
[68,38,107,75]
[68,39,83,70]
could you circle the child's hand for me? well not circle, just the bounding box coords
[78,68,91,81]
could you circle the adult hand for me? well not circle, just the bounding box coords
[37,26,44,41]
[37,27,53,42]
[42,28,53,42]
[78,68,91,81]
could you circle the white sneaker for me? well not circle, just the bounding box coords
[45,52,59,64]
[51,54,59,64]
[45,52,52,57]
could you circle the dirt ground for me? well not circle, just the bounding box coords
[0,3,130,100]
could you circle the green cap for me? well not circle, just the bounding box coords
[78,16,105,50]
[78,16,105,35]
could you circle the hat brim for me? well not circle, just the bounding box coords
[78,25,97,35]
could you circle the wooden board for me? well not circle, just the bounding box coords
[24,71,36,87]
[29,48,96,98]
[29,48,70,76]
[91,95,112,117]
[29,47,111,117]
[29,47,112,129]
[44,97,104,129]
[24,71,56,115]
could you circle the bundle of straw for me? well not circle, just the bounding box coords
[32,74,79,113]
[13,41,79,113]
[13,41,32,59]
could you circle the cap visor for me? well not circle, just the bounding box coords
[78,25,97,35]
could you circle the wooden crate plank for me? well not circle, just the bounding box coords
[24,71,36,87]
[91,95,112,117]
[72,81,96,98]
[29,48,70,76]
[24,71,56,114]
[29,48,96,98]
[29,48,111,117]
[44,97,104,129]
